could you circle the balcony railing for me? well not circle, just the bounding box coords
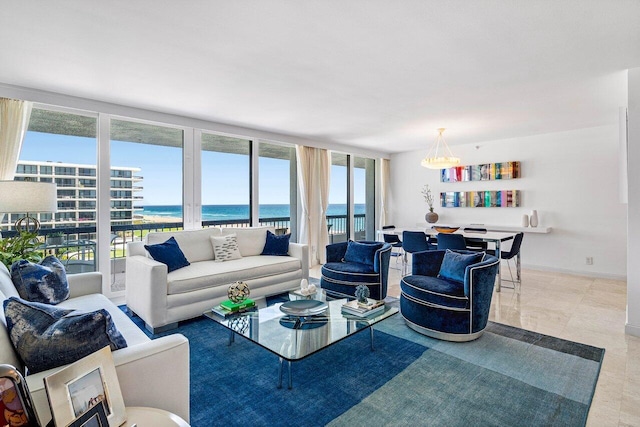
[3,214,368,281]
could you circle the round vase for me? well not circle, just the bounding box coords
[521,214,529,228]
[425,210,439,224]
[530,210,539,228]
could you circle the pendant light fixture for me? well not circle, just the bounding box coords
[420,128,460,169]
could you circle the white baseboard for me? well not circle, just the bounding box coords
[626,322,640,337]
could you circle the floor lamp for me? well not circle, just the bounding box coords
[0,181,58,233]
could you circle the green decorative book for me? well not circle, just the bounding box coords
[220,298,256,312]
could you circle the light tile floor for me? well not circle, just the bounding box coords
[310,263,637,426]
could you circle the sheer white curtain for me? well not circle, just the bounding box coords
[296,145,331,266]
[0,98,32,180]
[379,158,390,230]
[317,150,330,264]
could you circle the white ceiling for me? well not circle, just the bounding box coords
[1,1,639,153]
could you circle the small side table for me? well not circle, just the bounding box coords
[122,407,190,427]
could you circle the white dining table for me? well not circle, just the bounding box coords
[378,228,518,292]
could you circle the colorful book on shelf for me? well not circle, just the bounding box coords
[220,298,256,312]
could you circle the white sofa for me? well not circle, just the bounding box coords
[126,226,309,333]
[0,263,190,426]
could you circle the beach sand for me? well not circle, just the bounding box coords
[142,215,183,223]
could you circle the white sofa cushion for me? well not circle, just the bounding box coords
[166,256,301,295]
[146,228,221,263]
[0,263,19,298]
[221,226,275,257]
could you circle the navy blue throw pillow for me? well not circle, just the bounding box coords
[144,236,190,272]
[261,230,291,256]
[11,256,69,305]
[343,241,383,267]
[438,250,485,283]
[3,297,127,374]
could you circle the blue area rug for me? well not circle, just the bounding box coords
[121,301,603,427]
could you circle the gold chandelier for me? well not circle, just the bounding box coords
[420,128,460,169]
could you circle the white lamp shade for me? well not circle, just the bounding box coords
[0,181,58,213]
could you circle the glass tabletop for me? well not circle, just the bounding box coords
[203,296,398,362]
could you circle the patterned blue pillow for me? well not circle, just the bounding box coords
[261,230,291,256]
[11,256,69,304]
[343,241,383,267]
[438,250,485,283]
[144,236,190,272]
[3,297,127,374]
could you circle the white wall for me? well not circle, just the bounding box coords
[626,68,640,336]
[389,125,627,278]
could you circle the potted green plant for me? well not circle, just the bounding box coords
[0,232,43,269]
[46,231,65,245]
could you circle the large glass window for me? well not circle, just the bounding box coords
[201,133,251,227]
[330,153,349,243]
[13,108,98,274]
[258,142,296,238]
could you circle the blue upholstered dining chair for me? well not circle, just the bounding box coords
[321,241,392,300]
[400,249,499,341]
[436,233,467,250]
[402,231,432,275]
[382,225,403,268]
[463,227,488,252]
[487,232,524,289]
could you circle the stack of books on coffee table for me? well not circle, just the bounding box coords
[341,299,385,318]
[212,298,256,317]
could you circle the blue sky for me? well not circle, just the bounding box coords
[20,131,364,205]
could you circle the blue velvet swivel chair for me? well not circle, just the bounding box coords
[400,249,499,341]
[321,241,392,300]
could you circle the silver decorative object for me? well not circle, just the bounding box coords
[228,281,250,303]
[355,284,370,303]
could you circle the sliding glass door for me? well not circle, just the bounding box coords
[258,142,297,240]
[330,153,349,243]
[110,119,184,292]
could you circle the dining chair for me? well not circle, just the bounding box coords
[402,231,431,275]
[487,232,524,290]
[382,225,403,268]
[436,233,467,251]
[463,227,488,252]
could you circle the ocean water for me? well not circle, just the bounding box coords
[141,204,366,221]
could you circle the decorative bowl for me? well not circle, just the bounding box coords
[432,226,460,234]
[279,300,328,317]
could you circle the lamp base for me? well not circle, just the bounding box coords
[15,215,40,234]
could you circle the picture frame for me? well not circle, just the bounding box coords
[0,364,39,427]
[44,346,126,427]
[68,400,109,427]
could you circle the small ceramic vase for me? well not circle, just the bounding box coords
[521,214,529,228]
[425,210,439,224]
[530,210,539,228]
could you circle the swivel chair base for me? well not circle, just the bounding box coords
[402,316,485,342]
